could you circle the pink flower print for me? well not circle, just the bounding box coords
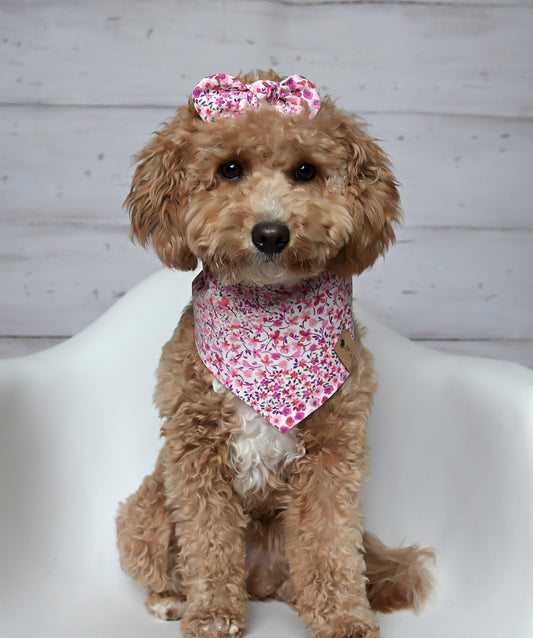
[291,345,304,359]
[216,295,230,308]
[230,342,241,354]
[248,335,261,348]
[192,267,352,433]
[250,346,262,359]
[193,74,320,123]
[285,77,296,90]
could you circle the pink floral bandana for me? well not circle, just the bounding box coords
[192,268,354,433]
[192,74,321,123]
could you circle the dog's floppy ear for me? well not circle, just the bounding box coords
[125,107,197,271]
[328,112,402,277]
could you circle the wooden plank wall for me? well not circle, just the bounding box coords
[1,0,532,366]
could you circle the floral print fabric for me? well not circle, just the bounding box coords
[192,74,321,123]
[192,268,354,433]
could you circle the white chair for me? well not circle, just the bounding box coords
[1,268,532,637]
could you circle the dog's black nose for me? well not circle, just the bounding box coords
[251,222,290,255]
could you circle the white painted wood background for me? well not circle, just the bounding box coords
[1,0,532,367]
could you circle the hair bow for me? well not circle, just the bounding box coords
[192,74,321,122]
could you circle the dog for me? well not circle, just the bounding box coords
[116,70,434,638]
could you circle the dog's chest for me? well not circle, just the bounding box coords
[213,379,304,496]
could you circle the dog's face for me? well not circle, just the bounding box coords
[126,72,401,285]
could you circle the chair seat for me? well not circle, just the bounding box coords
[1,268,532,637]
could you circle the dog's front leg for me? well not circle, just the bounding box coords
[285,434,380,638]
[163,438,248,638]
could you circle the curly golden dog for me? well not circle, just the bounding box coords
[116,70,434,638]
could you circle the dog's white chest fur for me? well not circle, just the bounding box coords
[213,379,304,495]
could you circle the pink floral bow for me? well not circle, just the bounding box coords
[192,73,321,122]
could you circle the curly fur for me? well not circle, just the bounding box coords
[117,70,434,638]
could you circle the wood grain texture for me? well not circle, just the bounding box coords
[0,222,159,336]
[269,0,533,5]
[1,0,532,116]
[356,226,533,340]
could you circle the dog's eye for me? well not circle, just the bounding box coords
[219,160,243,181]
[294,163,316,182]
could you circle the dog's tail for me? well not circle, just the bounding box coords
[363,531,435,614]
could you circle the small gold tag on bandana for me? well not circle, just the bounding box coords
[334,328,355,372]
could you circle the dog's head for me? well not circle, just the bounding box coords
[126,70,401,285]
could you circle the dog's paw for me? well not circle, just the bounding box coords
[344,619,380,638]
[310,607,380,638]
[180,611,246,638]
[145,591,187,620]
[313,623,380,638]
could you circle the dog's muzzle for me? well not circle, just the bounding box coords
[251,222,290,255]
